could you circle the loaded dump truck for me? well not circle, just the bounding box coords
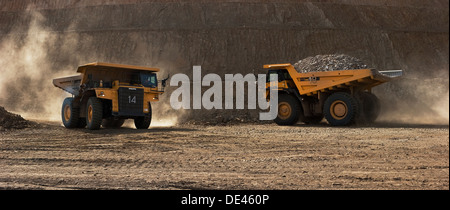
[53,62,167,130]
[264,64,402,126]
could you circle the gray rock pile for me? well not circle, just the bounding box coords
[293,54,369,73]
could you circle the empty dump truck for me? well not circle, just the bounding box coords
[264,64,402,126]
[53,62,168,130]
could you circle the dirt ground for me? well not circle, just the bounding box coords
[0,120,448,190]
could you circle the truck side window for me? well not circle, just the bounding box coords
[283,71,292,80]
[267,70,289,82]
[267,70,278,82]
[140,73,157,88]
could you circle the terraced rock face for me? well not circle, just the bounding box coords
[1,0,447,74]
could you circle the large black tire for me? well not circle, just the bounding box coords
[134,103,152,129]
[86,97,103,130]
[274,94,301,126]
[61,98,80,128]
[323,92,359,126]
[102,118,126,129]
[357,92,381,124]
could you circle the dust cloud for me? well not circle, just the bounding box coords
[434,91,450,123]
[0,12,74,121]
[0,11,180,126]
[376,75,449,125]
[292,54,449,126]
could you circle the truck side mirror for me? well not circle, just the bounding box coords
[161,74,170,87]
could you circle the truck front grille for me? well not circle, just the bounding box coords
[118,87,144,116]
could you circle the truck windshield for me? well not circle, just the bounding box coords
[140,72,157,88]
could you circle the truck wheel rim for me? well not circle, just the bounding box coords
[64,105,71,121]
[330,100,348,120]
[278,102,292,120]
[88,105,93,123]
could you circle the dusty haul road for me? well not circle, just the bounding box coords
[0,121,448,190]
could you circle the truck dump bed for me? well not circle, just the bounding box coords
[264,64,402,96]
[296,69,403,96]
[53,75,82,96]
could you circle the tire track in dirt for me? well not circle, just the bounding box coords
[1,121,448,190]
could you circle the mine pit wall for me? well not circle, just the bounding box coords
[0,0,448,124]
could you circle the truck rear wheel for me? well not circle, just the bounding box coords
[274,94,301,126]
[86,97,103,130]
[324,92,359,126]
[61,98,80,128]
[358,92,381,124]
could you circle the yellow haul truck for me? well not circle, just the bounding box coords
[265,64,402,126]
[53,62,167,130]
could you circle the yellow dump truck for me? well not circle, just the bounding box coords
[53,62,167,130]
[264,64,402,126]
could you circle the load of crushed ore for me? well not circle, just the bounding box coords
[0,106,34,131]
[293,54,369,73]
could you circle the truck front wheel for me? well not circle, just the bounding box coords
[86,97,103,130]
[134,103,152,129]
[324,92,359,126]
[274,94,301,126]
[358,92,381,124]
